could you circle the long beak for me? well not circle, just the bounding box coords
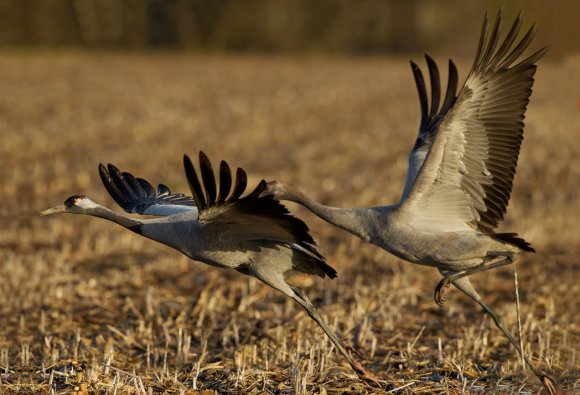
[39,204,66,216]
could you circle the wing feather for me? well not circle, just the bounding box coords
[401,57,459,200]
[426,55,441,117]
[230,168,247,201]
[401,10,544,233]
[183,154,207,210]
[217,161,232,204]
[199,152,217,206]
[183,151,324,261]
[99,163,197,216]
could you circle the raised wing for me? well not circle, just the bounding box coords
[401,10,546,233]
[184,151,327,263]
[99,163,197,216]
[400,56,458,200]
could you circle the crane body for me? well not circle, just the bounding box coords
[265,10,554,394]
[41,152,379,382]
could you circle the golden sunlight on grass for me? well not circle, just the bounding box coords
[0,52,578,393]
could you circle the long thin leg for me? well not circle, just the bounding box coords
[249,263,383,386]
[289,286,385,386]
[435,254,514,306]
[451,277,556,395]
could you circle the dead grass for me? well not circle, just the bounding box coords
[0,52,578,394]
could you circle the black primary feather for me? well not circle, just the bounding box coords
[183,151,330,275]
[410,56,458,152]
[467,11,545,234]
[425,54,441,117]
[217,161,232,204]
[230,168,247,201]
[199,151,217,206]
[183,154,207,210]
[99,163,196,214]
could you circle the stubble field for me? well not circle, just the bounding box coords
[0,52,578,394]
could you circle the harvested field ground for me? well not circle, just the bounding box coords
[0,52,578,394]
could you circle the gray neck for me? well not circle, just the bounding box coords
[86,205,142,231]
[285,189,374,242]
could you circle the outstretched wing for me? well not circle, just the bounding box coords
[400,56,458,200]
[184,151,332,275]
[99,163,197,216]
[400,10,545,233]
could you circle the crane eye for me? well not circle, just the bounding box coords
[64,195,82,207]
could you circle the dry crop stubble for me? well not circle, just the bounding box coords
[0,52,578,393]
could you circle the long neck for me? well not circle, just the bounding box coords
[86,205,142,231]
[284,188,373,242]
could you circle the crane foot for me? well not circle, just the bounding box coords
[434,278,451,306]
[344,343,385,387]
[540,374,556,395]
[353,361,386,387]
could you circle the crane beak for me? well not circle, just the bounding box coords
[39,204,66,216]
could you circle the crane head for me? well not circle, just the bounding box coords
[40,195,97,215]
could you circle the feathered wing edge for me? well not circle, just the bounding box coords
[98,163,196,215]
[410,55,459,148]
[466,10,546,235]
[400,55,458,200]
[183,151,336,279]
[403,10,544,252]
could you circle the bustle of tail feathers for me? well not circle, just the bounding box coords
[493,232,535,252]
[293,247,337,279]
[319,260,337,279]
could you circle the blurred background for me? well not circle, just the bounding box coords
[0,1,578,393]
[0,0,579,57]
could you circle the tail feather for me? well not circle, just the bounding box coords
[493,232,535,252]
[319,261,337,279]
[292,244,337,279]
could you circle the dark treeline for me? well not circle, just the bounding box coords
[0,0,576,56]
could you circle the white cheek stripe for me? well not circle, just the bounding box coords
[76,198,99,209]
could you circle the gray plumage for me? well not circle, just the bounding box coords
[41,151,378,382]
[265,10,554,394]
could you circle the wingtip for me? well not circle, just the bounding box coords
[410,60,421,76]
[107,163,121,175]
[482,9,490,25]
[495,6,503,21]
[528,21,538,36]
[183,152,207,209]
[248,179,268,199]
[183,153,193,169]
[448,58,457,72]
[537,45,548,59]
[198,150,209,163]
[98,163,108,177]
[236,167,247,181]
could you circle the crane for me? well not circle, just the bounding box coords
[264,11,554,394]
[40,151,379,382]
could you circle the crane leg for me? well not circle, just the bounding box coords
[450,277,556,395]
[435,253,515,306]
[248,263,384,386]
[289,286,386,386]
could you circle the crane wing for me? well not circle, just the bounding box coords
[400,56,458,200]
[400,10,545,233]
[184,152,324,261]
[99,164,198,216]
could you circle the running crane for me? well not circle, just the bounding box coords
[264,11,554,393]
[40,152,378,381]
